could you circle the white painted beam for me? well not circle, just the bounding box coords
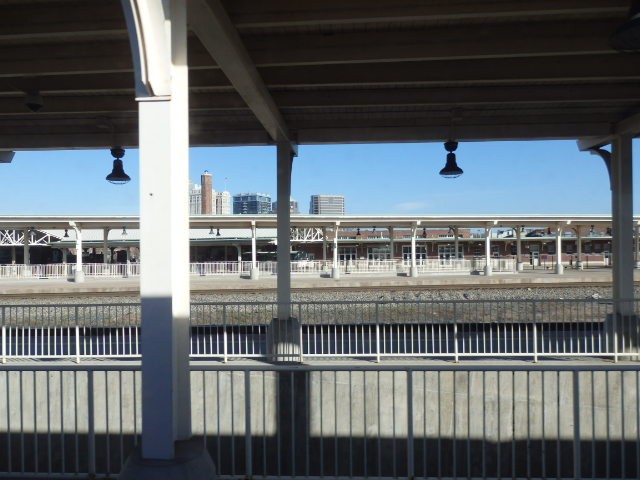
[188,0,295,149]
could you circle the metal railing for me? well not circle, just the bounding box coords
[1,363,639,479]
[1,299,638,362]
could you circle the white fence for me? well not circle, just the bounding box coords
[0,363,639,479]
[1,299,638,362]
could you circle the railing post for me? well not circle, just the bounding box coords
[223,305,228,363]
[87,370,96,478]
[244,370,253,479]
[1,306,5,364]
[406,370,414,480]
[613,302,619,363]
[75,325,81,364]
[453,303,459,363]
[375,303,381,363]
[298,303,304,363]
[532,301,538,363]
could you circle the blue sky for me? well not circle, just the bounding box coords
[2,140,637,215]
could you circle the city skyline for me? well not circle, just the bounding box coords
[1,139,638,216]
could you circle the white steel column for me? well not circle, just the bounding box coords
[555,225,564,274]
[62,249,67,264]
[322,227,327,262]
[102,227,110,264]
[389,226,395,262]
[10,246,15,264]
[575,227,583,270]
[22,228,29,269]
[70,222,84,283]
[410,223,418,277]
[453,226,459,259]
[484,226,492,276]
[636,223,640,269]
[132,0,191,461]
[332,222,340,279]
[276,142,295,320]
[611,134,635,313]
[250,221,258,279]
[515,226,523,272]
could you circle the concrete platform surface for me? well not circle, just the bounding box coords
[0,268,635,296]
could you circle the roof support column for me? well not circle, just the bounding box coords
[388,226,395,262]
[118,1,213,475]
[250,221,259,279]
[69,222,84,283]
[276,142,295,321]
[635,223,640,269]
[555,225,564,274]
[611,134,635,315]
[453,226,459,260]
[102,227,110,264]
[484,226,493,276]
[322,227,327,262]
[516,226,524,272]
[332,222,340,279]
[11,246,16,265]
[575,227,583,270]
[22,228,29,270]
[410,223,418,277]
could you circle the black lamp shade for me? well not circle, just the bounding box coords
[106,159,131,184]
[439,152,463,178]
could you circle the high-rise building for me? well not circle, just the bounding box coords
[272,199,299,214]
[233,193,272,214]
[309,194,345,215]
[216,191,232,214]
[189,170,223,214]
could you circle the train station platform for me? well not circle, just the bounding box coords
[0,268,636,297]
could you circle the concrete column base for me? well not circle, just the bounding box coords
[576,260,583,270]
[636,261,640,269]
[119,439,216,480]
[74,270,85,283]
[267,317,301,362]
[555,263,564,274]
[484,265,493,276]
[250,267,260,280]
[409,266,419,277]
[516,262,524,272]
[331,267,340,279]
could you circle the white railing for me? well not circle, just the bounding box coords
[1,299,638,363]
[191,261,240,276]
[0,362,639,479]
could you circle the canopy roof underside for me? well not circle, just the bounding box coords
[1,0,639,149]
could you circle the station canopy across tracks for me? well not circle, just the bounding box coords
[0,1,639,149]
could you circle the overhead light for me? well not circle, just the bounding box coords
[106,147,131,184]
[24,92,43,112]
[356,228,361,237]
[63,229,69,238]
[216,228,221,237]
[422,227,427,238]
[122,226,127,236]
[439,141,463,178]
[209,226,214,235]
[611,1,640,52]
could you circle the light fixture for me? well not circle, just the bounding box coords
[356,228,361,237]
[422,227,427,238]
[607,227,612,236]
[63,229,69,238]
[590,225,595,234]
[547,227,551,235]
[209,226,214,235]
[439,141,463,178]
[24,91,43,112]
[611,0,640,52]
[106,147,131,184]
[122,226,127,236]
[216,228,221,237]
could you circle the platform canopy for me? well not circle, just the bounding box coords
[1,0,639,150]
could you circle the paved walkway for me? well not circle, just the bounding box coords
[0,268,636,296]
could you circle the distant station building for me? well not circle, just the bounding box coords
[233,193,272,214]
[310,194,345,214]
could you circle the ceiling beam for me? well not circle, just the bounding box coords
[225,0,626,28]
[188,0,295,150]
[577,111,640,151]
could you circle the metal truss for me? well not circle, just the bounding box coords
[290,227,324,242]
[0,229,60,246]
